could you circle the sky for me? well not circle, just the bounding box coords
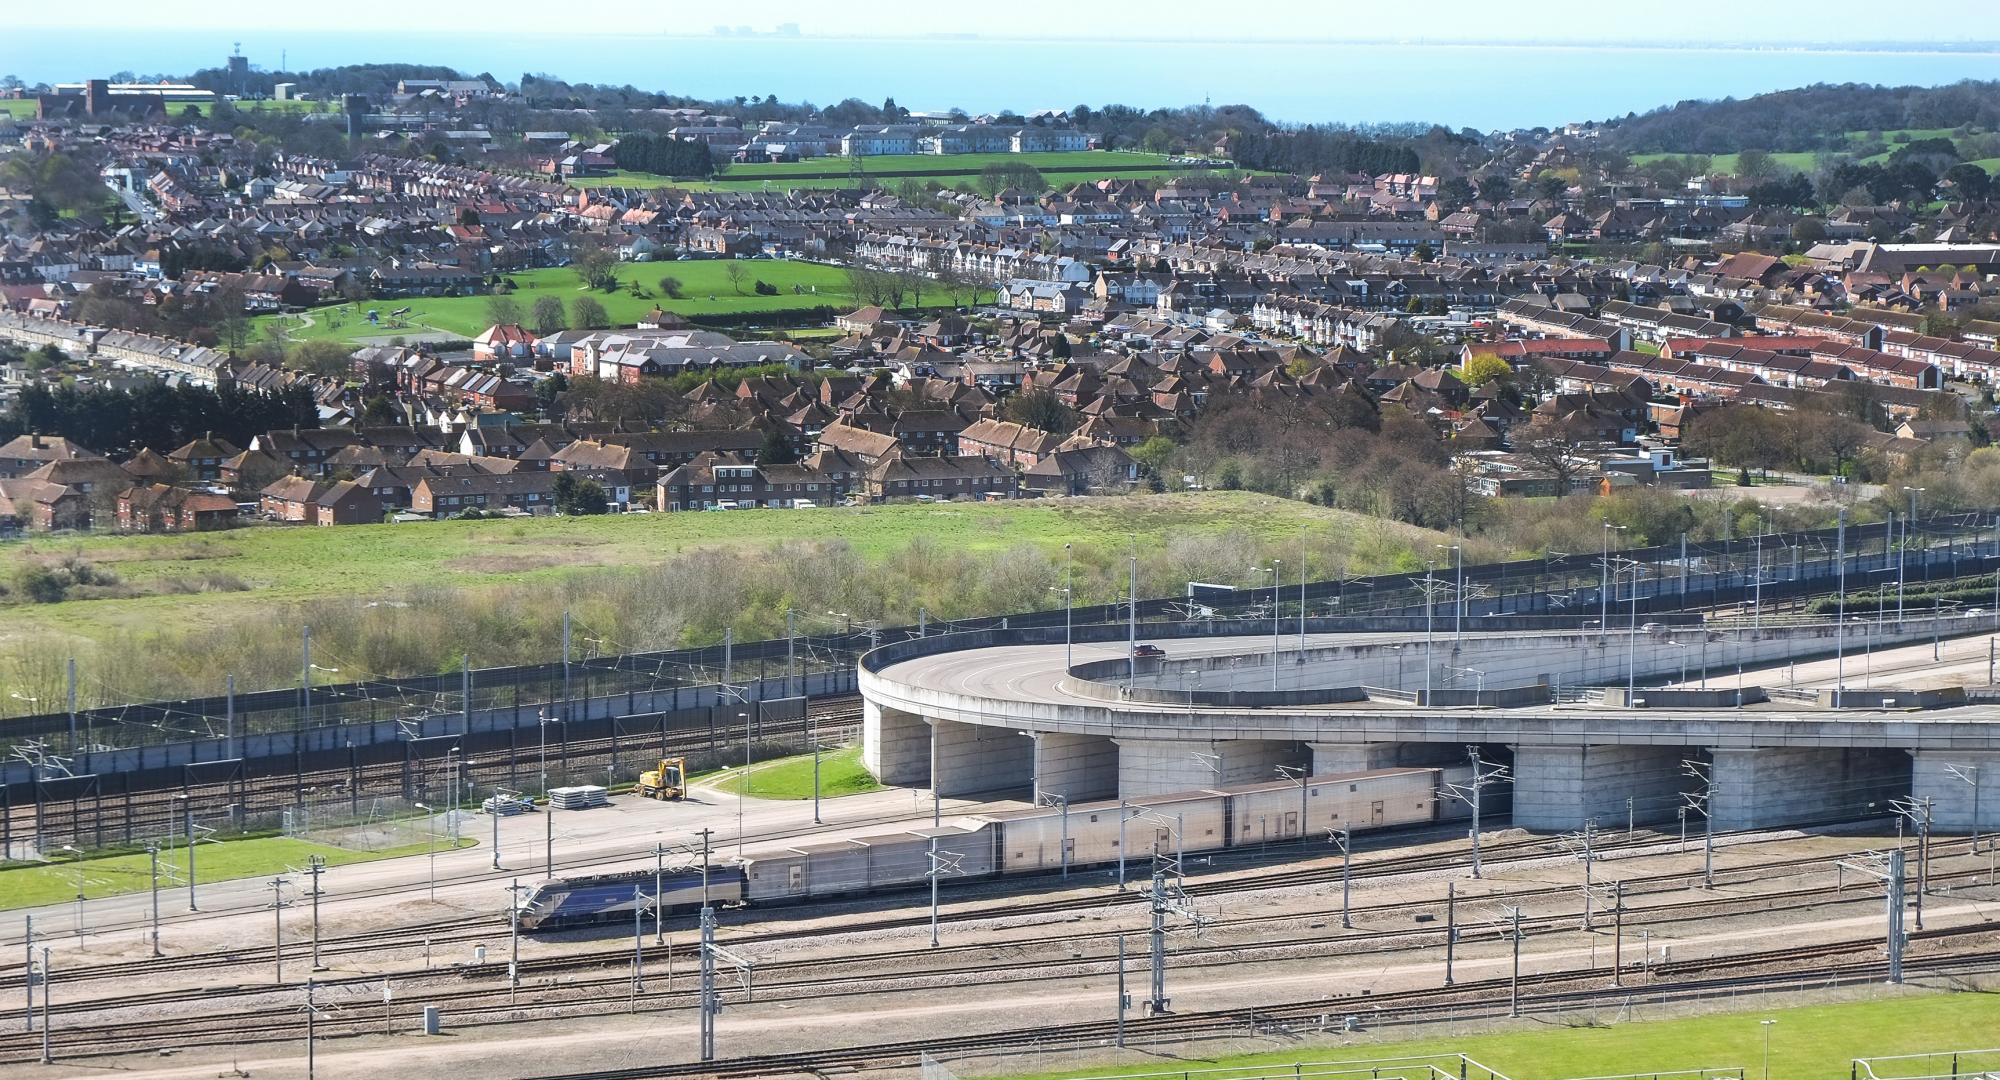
[12,0,2000,42]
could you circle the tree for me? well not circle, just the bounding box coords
[722,261,747,295]
[657,275,685,300]
[571,296,609,331]
[1457,353,1512,388]
[1001,389,1078,433]
[486,294,523,328]
[531,295,568,335]
[757,427,797,466]
[551,472,609,515]
[979,161,1047,196]
[1733,148,1776,182]
[571,240,618,291]
[287,340,354,378]
[1515,418,1592,494]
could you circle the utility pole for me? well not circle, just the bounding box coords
[302,856,326,971]
[1839,850,1906,985]
[545,804,553,877]
[1330,826,1353,928]
[561,609,572,720]
[303,979,320,1080]
[694,827,715,907]
[927,838,963,948]
[37,948,49,1065]
[1444,880,1456,986]
[147,844,161,958]
[654,843,669,944]
[1505,905,1523,1018]
[1442,748,1510,878]
[23,914,31,1032]
[631,887,650,1003]
[1127,551,1138,689]
[268,876,292,985]
[301,624,312,724]
[1115,935,1129,1047]
[1836,509,1848,704]
[507,879,526,993]
[1683,758,1716,887]
[1612,879,1625,988]
[697,906,716,1062]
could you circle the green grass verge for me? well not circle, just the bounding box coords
[705,745,881,800]
[1005,992,1996,1080]
[252,260,981,346]
[0,492,1383,649]
[0,834,476,910]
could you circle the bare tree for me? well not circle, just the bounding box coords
[723,260,747,295]
[1515,417,1593,495]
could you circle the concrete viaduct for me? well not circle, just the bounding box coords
[858,617,2000,833]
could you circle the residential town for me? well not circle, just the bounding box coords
[4,57,2000,536]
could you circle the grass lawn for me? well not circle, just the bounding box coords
[0,492,1407,651]
[0,834,476,910]
[705,745,882,800]
[1630,151,1820,175]
[1007,992,1997,1080]
[252,260,983,346]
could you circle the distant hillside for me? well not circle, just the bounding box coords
[1604,80,2000,155]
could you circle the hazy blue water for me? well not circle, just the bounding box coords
[6,30,2000,130]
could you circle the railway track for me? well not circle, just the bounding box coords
[6,888,1993,1067]
[7,825,1990,1059]
[4,698,865,850]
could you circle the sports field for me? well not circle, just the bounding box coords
[253,260,984,345]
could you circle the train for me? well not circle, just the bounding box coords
[516,765,1468,931]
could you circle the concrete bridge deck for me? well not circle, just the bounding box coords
[858,618,2000,834]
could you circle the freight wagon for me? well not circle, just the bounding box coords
[518,767,1444,932]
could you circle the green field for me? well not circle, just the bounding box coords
[0,834,475,910]
[0,492,1416,651]
[1633,127,1989,176]
[1630,150,1821,174]
[253,260,982,346]
[1009,993,1997,1080]
[706,745,882,799]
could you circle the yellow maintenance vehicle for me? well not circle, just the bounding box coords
[637,757,687,800]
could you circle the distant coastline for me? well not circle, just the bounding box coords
[5,30,1997,129]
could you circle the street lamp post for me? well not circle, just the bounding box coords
[1902,487,1925,621]
[1761,1018,1777,1080]
[1438,544,1464,644]
[1254,561,1281,690]
[1601,524,1627,631]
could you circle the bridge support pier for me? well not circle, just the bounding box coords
[861,701,930,786]
[1708,747,1910,830]
[1910,749,2000,833]
[1114,738,1306,798]
[1032,732,1119,802]
[929,719,1033,797]
[1511,744,1693,831]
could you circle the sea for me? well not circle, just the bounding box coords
[6,30,2000,131]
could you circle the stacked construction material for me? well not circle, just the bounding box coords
[546,785,610,810]
[482,793,535,816]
